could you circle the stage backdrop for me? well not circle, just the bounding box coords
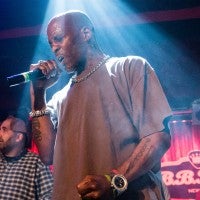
[161,109,200,200]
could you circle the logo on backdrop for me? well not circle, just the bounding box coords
[161,150,200,199]
[188,150,200,169]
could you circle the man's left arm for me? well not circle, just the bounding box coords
[77,131,170,199]
[117,131,170,181]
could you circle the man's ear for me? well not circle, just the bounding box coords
[80,27,92,41]
[15,133,24,143]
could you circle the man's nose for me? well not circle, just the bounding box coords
[51,44,60,54]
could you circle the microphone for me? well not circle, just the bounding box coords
[7,69,45,87]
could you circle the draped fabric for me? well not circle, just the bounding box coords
[46,56,172,200]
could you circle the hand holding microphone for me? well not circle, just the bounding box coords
[7,60,61,87]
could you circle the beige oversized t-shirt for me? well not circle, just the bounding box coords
[47,56,172,200]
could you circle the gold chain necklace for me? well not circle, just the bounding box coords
[71,55,110,83]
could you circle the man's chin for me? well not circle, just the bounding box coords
[66,67,76,74]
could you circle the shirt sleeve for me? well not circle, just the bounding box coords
[35,160,53,200]
[129,58,172,139]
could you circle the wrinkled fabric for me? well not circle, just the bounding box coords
[47,56,172,200]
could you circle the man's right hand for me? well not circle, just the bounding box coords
[30,59,61,90]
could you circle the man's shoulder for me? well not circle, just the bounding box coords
[111,55,146,64]
[25,151,40,160]
[108,56,147,71]
[25,151,51,168]
[49,82,70,102]
[107,55,148,75]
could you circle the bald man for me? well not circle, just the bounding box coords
[30,10,172,200]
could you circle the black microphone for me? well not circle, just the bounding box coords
[7,69,45,87]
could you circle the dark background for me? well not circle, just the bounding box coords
[0,0,200,117]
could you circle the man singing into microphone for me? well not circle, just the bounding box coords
[29,10,172,200]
